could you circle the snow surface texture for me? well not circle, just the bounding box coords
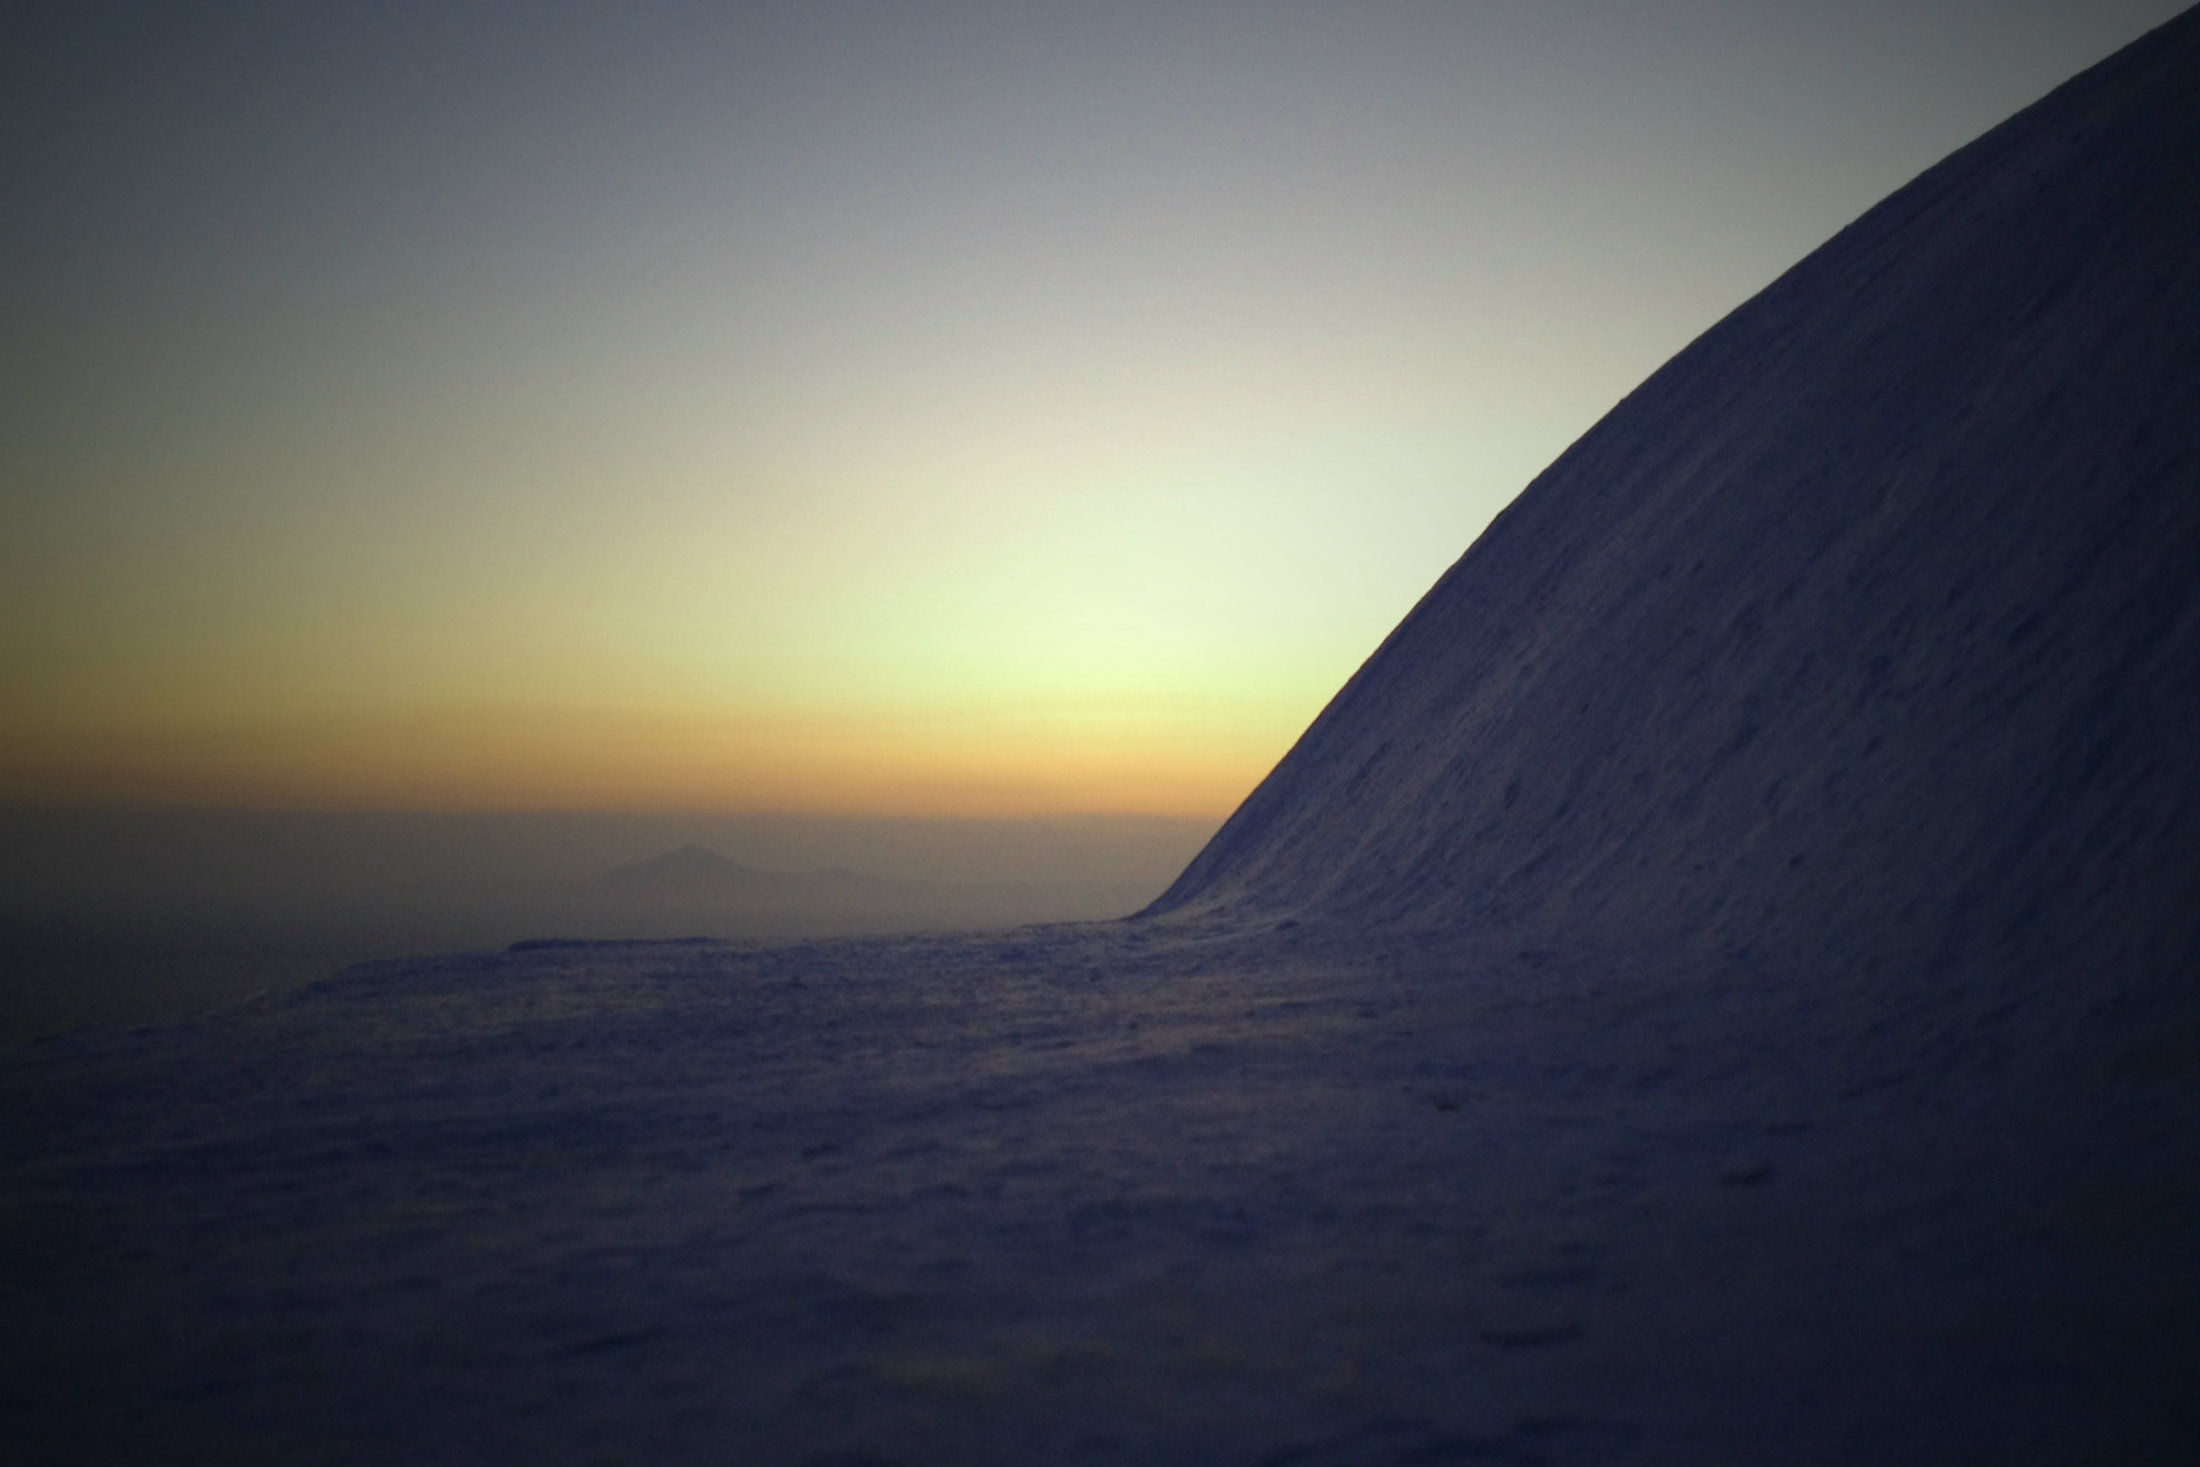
[7,923,2193,1464]
[7,10,2200,1465]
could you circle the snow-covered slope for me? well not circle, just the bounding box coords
[1150,6,2200,1030]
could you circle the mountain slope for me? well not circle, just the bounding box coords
[1148,6,2200,1037]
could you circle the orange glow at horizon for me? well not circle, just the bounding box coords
[0,698,1306,818]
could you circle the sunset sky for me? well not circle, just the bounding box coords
[3,1,2184,817]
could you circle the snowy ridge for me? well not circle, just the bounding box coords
[1150,6,2200,1012]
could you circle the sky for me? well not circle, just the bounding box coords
[3,1,2188,818]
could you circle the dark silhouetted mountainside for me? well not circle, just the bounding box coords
[1151,9,2200,1031]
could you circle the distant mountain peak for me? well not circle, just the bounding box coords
[598,845,764,892]
[594,846,896,906]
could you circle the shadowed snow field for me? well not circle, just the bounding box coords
[6,919,2194,1463]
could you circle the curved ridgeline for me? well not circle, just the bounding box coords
[1150,6,2200,1052]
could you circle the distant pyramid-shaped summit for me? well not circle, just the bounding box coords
[599,844,768,894]
[1152,11,2200,1008]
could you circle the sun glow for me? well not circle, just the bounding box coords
[7,3,2173,817]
